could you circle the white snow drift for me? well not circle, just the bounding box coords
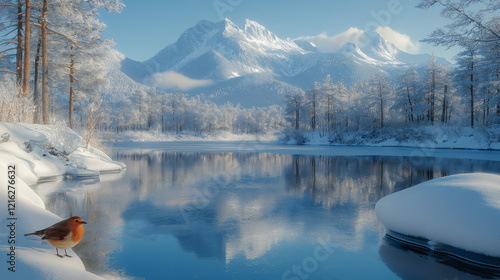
[376,173,500,257]
[0,122,125,280]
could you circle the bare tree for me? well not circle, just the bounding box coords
[285,89,305,130]
[83,95,102,148]
[21,0,30,96]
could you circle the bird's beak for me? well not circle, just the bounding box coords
[81,221,87,224]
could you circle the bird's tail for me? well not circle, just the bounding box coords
[24,230,44,237]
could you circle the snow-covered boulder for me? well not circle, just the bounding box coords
[376,173,500,258]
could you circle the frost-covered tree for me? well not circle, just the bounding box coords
[306,82,321,131]
[0,0,23,84]
[335,81,349,122]
[422,55,450,125]
[0,0,123,124]
[393,67,419,123]
[417,0,500,49]
[368,70,390,128]
[418,0,500,123]
[480,30,500,122]
[322,75,335,131]
[285,89,305,130]
[455,44,481,127]
[45,0,123,128]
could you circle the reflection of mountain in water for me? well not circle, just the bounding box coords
[36,150,500,276]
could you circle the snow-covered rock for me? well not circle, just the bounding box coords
[376,173,500,258]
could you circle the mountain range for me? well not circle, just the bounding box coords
[117,18,451,107]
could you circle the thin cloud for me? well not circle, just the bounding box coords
[296,27,365,53]
[375,26,420,54]
[148,71,214,90]
[296,26,420,54]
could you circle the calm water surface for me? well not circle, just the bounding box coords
[33,144,500,280]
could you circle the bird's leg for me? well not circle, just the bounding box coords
[56,248,63,258]
[64,249,72,258]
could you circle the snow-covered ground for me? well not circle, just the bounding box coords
[284,126,500,150]
[101,129,281,143]
[376,173,500,259]
[106,125,500,151]
[0,122,125,280]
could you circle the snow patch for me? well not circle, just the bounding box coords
[376,173,500,257]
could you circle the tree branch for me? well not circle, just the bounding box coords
[0,70,16,74]
[439,0,500,40]
[31,22,80,48]
[0,47,16,55]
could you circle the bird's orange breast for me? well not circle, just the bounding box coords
[71,225,84,243]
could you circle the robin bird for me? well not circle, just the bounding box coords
[25,216,87,258]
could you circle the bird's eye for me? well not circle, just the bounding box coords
[75,220,79,223]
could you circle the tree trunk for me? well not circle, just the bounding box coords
[406,84,414,123]
[441,85,447,123]
[311,92,316,130]
[470,83,474,128]
[431,68,435,125]
[69,49,75,128]
[470,58,474,128]
[379,82,384,128]
[295,104,299,130]
[16,0,23,87]
[33,36,41,123]
[41,0,49,124]
[327,95,331,131]
[22,0,31,97]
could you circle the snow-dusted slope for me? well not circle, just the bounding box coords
[125,18,307,83]
[119,18,451,107]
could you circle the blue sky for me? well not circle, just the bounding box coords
[98,0,456,62]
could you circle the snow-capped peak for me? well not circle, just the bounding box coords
[333,31,404,65]
[222,18,241,36]
[121,18,452,106]
[359,31,400,63]
[244,19,278,41]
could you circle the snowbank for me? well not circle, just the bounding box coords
[376,173,500,258]
[0,122,125,280]
[0,122,125,180]
[285,126,500,150]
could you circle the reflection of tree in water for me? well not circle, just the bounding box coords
[114,151,291,191]
[37,150,500,276]
[285,155,500,208]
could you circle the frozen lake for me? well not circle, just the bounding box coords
[34,142,500,279]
